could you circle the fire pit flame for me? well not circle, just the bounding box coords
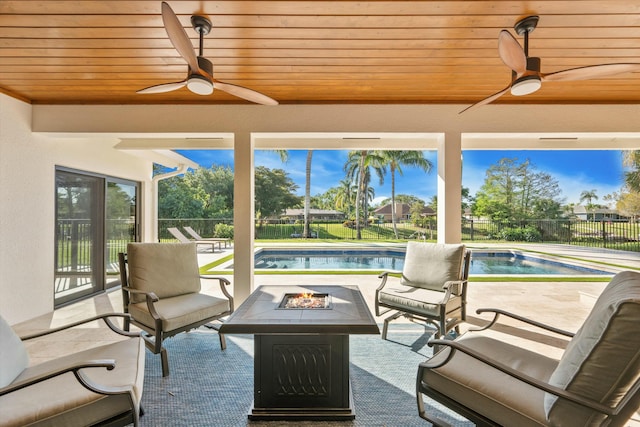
[279,292,332,309]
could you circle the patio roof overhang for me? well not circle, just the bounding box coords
[28,102,640,306]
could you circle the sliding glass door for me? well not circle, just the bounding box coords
[105,179,138,288]
[55,168,139,307]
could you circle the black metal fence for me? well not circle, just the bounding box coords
[158,217,640,252]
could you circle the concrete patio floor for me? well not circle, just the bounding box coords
[11,242,640,425]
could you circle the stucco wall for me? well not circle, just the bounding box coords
[0,94,152,324]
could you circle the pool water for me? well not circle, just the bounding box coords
[245,248,611,275]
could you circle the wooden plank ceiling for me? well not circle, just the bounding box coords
[1,1,640,106]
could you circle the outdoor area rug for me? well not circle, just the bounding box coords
[138,324,473,426]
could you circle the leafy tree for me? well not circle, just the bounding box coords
[531,198,563,219]
[428,186,472,214]
[254,166,301,223]
[378,194,423,207]
[378,150,433,238]
[106,183,134,219]
[614,188,640,222]
[410,199,427,225]
[184,165,234,218]
[158,174,207,218]
[461,186,474,212]
[619,193,640,221]
[310,188,336,210]
[472,157,563,222]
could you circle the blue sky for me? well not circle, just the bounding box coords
[176,149,627,207]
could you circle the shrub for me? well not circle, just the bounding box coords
[214,223,234,238]
[498,226,542,242]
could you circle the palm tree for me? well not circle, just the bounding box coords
[378,150,433,238]
[344,150,385,239]
[334,178,355,217]
[623,150,640,192]
[303,150,313,237]
[580,189,599,221]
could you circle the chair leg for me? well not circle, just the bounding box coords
[219,332,227,350]
[382,312,403,340]
[160,347,170,377]
[204,322,227,350]
[417,391,452,427]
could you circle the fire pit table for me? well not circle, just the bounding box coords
[219,285,380,420]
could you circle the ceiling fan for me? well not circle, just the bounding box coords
[460,15,640,113]
[138,1,278,105]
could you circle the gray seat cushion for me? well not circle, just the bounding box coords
[129,292,231,332]
[1,338,145,427]
[422,333,558,427]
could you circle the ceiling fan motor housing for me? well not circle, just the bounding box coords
[187,57,215,95]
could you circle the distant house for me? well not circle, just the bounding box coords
[282,208,345,221]
[373,202,435,222]
[572,205,630,221]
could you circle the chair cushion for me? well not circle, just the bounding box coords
[421,333,557,427]
[545,270,640,425]
[0,315,28,388]
[1,337,145,427]
[400,242,466,291]
[129,292,230,332]
[127,242,201,303]
[378,285,461,318]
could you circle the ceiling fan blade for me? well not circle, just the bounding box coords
[459,85,511,114]
[542,63,640,82]
[213,81,279,105]
[161,2,199,73]
[498,30,526,75]
[137,81,186,94]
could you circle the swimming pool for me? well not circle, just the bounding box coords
[240,248,612,275]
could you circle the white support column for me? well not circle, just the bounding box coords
[437,132,462,243]
[233,132,255,305]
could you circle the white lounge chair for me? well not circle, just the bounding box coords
[167,227,221,252]
[183,226,232,248]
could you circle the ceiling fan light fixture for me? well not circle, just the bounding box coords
[187,74,213,95]
[511,74,541,96]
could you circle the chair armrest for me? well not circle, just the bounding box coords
[376,270,402,289]
[420,338,614,416]
[472,308,574,337]
[121,286,163,325]
[0,359,133,397]
[201,275,234,310]
[442,279,467,296]
[20,313,140,340]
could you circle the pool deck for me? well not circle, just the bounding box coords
[11,242,640,425]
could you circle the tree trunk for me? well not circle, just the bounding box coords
[391,167,398,238]
[303,150,313,237]
[356,151,366,239]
